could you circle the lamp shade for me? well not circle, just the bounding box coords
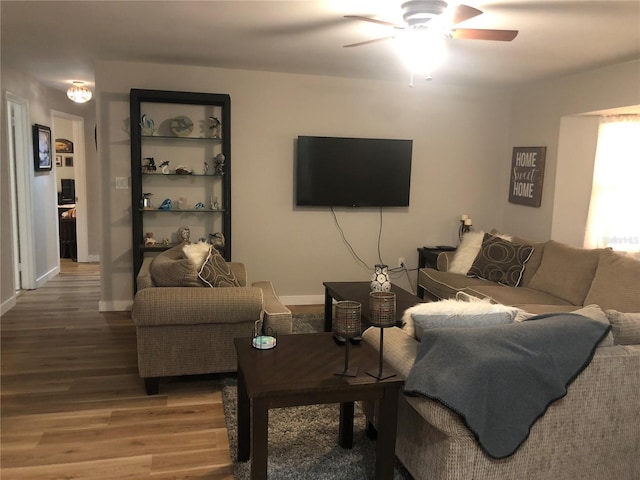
[67,82,93,103]
[333,301,362,338]
[369,291,396,328]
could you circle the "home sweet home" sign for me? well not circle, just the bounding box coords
[508,146,546,207]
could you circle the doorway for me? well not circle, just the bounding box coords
[5,92,36,293]
[52,111,89,263]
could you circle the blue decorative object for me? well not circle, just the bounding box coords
[194,202,206,210]
[158,198,172,210]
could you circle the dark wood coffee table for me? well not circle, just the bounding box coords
[323,281,425,332]
[235,333,404,480]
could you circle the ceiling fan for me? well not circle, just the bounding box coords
[343,0,518,48]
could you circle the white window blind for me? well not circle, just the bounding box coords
[584,114,640,253]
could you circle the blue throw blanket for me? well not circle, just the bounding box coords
[403,313,610,459]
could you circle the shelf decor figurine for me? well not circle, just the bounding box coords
[371,264,391,292]
[333,301,362,377]
[208,116,221,139]
[158,198,172,210]
[213,153,225,175]
[140,114,155,136]
[144,232,157,247]
[143,157,156,173]
[159,160,170,175]
[177,226,190,242]
[141,193,153,209]
[367,291,397,380]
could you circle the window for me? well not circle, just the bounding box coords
[584,114,640,253]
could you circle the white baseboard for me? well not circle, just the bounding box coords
[279,294,325,306]
[99,300,133,312]
[1,296,17,316]
[36,265,60,287]
[82,255,100,263]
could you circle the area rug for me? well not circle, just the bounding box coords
[221,384,413,480]
[221,311,413,480]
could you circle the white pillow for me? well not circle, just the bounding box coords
[401,298,518,339]
[182,241,211,270]
[448,231,485,274]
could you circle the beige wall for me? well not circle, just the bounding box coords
[502,59,640,241]
[53,117,76,183]
[96,60,513,309]
[1,66,100,312]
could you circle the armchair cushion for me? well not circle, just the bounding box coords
[149,242,200,287]
[198,247,240,287]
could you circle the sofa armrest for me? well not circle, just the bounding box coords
[252,280,293,335]
[437,251,456,271]
[132,286,263,327]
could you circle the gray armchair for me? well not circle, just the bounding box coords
[132,257,292,394]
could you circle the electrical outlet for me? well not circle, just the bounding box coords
[398,257,405,268]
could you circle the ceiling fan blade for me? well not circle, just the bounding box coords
[451,28,519,41]
[451,4,483,25]
[343,36,396,48]
[344,15,402,29]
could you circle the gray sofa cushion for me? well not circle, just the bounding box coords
[528,241,601,305]
[605,310,640,345]
[465,285,573,307]
[418,268,492,300]
[584,250,640,312]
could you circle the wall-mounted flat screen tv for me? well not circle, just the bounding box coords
[295,136,413,207]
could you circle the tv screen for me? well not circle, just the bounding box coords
[296,136,412,207]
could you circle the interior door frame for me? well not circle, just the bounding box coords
[5,91,36,290]
[51,110,89,262]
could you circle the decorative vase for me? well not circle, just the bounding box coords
[370,264,391,292]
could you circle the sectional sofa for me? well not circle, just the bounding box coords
[418,233,640,314]
[362,235,640,479]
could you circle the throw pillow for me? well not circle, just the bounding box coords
[183,241,211,270]
[605,310,640,345]
[448,231,485,274]
[148,242,201,287]
[528,241,602,306]
[468,233,534,287]
[198,248,241,287]
[583,249,640,312]
[401,299,518,340]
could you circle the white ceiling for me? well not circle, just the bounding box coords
[2,0,639,93]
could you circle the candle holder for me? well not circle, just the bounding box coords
[333,301,362,377]
[367,291,397,380]
[458,215,473,241]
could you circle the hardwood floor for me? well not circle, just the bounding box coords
[1,260,235,479]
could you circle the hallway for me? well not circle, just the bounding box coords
[0,262,234,479]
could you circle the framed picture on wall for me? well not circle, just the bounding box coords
[55,138,74,153]
[33,124,52,171]
[508,146,546,207]
[56,155,63,167]
[65,156,74,167]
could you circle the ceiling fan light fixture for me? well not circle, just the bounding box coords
[67,81,93,103]
[395,27,447,77]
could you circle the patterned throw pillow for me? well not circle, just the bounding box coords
[468,233,534,287]
[198,248,240,287]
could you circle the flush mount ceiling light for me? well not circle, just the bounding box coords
[66,81,93,103]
